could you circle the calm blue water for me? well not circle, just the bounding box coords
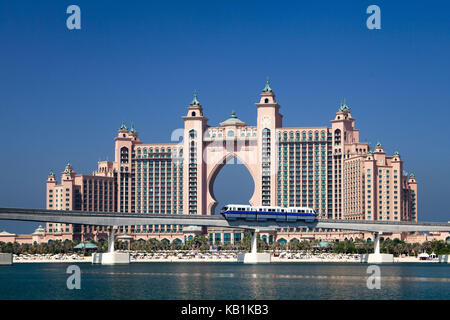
[0,262,449,299]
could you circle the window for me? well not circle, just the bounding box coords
[189,129,197,139]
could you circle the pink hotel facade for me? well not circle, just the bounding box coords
[43,81,420,245]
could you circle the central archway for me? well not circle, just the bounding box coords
[206,153,257,215]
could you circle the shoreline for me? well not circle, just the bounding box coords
[10,253,441,264]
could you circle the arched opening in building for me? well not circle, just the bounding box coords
[212,155,255,215]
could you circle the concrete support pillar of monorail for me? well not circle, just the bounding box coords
[360,231,394,263]
[92,226,130,265]
[374,231,381,255]
[251,231,257,255]
[237,229,271,264]
[107,226,115,253]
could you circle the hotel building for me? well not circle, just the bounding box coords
[44,81,418,244]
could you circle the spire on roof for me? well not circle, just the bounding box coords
[262,77,273,93]
[338,99,350,112]
[130,122,136,134]
[63,161,73,174]
[190,90,200,106]
[119,120,128,130]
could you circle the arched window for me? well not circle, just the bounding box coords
[334,129,341,145]
[191,111,196,117]
[120,147,129,164]
[189,129,197,139]
[228,130,235,137]
[264,98,269,103]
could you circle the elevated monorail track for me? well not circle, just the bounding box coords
[0,207,449,233]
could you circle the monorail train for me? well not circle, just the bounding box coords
[220,204,318,222]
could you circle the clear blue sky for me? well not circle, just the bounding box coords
[1,1,449,233]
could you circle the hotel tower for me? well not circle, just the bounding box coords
[45,81,418,244]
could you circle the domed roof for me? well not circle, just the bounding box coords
[74,242,98,249]
[0,230,15,236]
[32,225,45,235]
[220,110,246,127]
